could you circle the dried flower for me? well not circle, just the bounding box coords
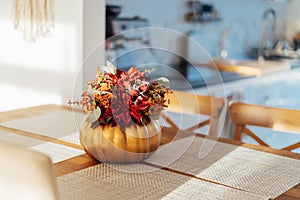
[71,62,171,128]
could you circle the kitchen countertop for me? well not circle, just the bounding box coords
[169,64,254,90]
[174,59,300,90]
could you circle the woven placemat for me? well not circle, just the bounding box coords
[57,164,268,200]
[0,110,83,140]
[0,129,83,164]
[29,142,84,163]
[0,129,44,148]
[60,133,80,145]
[146,136,300,198]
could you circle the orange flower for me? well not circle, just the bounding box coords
[80,65,171,127]
[82,91,95,113]
[94,93,113,109]
[100,83,110,91]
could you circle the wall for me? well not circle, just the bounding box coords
[0,0,82,112]
[283,0,300,42]
[83,0,106,83]
[0,0,105,112]
[106,0,287,62]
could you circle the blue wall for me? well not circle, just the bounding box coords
[106,0,288,62]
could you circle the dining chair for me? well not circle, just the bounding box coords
[0,141,59,200]
[229,101,300,151]
[160,90,224,139]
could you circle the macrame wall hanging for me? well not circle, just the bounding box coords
[12,0,54,41]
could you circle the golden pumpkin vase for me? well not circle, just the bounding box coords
[80,120,161,163]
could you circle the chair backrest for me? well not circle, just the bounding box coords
[0,141,59,200]
[160,90,224,137]
[229,101,300,151]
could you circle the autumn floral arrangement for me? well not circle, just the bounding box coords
[70,62,171,129]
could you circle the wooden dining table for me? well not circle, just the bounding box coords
[0,105,300,200]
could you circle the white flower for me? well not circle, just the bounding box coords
[98,61,117,74]
[156,77,169,87]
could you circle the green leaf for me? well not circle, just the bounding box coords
[86,107,101,123]
[150,114,159,120]
[106,61,117,74]
[140,117,146,125]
